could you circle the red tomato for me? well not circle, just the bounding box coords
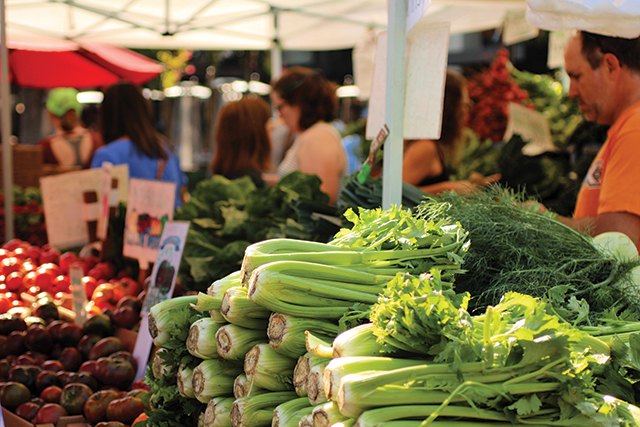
[11,299,25,308]
[19,260,38,276]
[5,271,24,292]
[2,238,24,251]
[23,270,37,288]
[25,246,42,264]
[0,257,22,276]
[39,263,62,277]
[12,247,29,261]
[0,248,12,261]
[58,252,79,275]
[85,301,102,315]
[52,275,71,293]
[82,276,99,300]
[34,267,55,293]
[25,286,42,297]
[112,278,141,301]
[40,248,61,265]
[0,296,12,313]
[3,291,18,301]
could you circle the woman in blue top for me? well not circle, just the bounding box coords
[91,81,188,208]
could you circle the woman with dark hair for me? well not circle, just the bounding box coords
[90,81,188,207]
[268,66,347,205]
[402,69,500,195]
[211,96,273,187]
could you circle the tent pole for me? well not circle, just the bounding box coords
[270,6,282,81]
[382,0,405,209]
[0,0,14,242]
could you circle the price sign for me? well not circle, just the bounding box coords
[503,102,555,156]
[407,0,430,33]
[133,221,190,381]
[123,178,176,264]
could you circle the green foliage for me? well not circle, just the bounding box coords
[417,186,640,321]
[174,172,333,293]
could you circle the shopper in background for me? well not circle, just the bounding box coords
[37,87,102,169]
[210,96,274,188]
[91,81,188,208]
[266,66,347,205]
[402,69,500,195]
[538,31,640,249]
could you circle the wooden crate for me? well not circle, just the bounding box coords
[0,144,43,188]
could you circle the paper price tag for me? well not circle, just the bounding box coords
[97,162,113,241]
[69,264,87,325]
[503,102,555,156]
[407,0,430,33]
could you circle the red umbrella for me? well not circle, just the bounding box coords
[5,38,163,89]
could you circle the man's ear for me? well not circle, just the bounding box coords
[603,52,621,79]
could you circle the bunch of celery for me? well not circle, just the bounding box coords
[330,285,640,427]
[242,205,469,319]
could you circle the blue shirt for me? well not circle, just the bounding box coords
[90,137,187,208]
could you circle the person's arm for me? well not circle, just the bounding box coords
[402,140,442,186]
[297,127,345,205]
[417,173,502,195]
[554,211,640,246]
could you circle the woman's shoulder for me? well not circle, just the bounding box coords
[404,139,438,156]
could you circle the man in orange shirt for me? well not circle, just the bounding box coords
[551,31,640,250]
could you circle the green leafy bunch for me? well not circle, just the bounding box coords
[370,270,471,355]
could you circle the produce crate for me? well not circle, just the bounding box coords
[1,407,89,427]
[0,144,44,189]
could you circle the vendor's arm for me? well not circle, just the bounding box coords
[297,126,345,205]
[554,212,640,247]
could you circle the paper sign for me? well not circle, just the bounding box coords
[407,0,430,33]
[40,165,129,249]
[502,10,539,46]
[97,163,113,241]
[133,221,190,381]
[366,23,450,141]
[69,264,87,325]
[503,102,555,156]
[123,178,176,264]
[141,221,190,315]
[548,30,571,70]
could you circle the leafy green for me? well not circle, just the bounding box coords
[174,172,333,292]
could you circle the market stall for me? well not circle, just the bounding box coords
[1,1,640,427]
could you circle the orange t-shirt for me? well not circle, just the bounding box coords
[574,100,640,220]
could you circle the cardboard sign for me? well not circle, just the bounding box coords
[40,166,129,249]
[365,22,450,141]
[548,30,571,70]
[123,178,176,264]
[503,102,555,156]
[69,264,87,325]
[134,221,190,381]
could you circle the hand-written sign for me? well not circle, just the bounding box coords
[123,178,176,264]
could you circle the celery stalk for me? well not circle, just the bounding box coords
[293,353,331,397]
[306,331,335,358]
[209,271,242,323]
[272,397,313,427]
[355,404,510,427]
[332,323,388,358]
[244,344,297,391]
[230,391,299,427]
[187,317,225,359]
[192,359,244,403]
[299,414,314,427]
[216,323,268,361]
[148,295,199,347]
[268,313,339,359]
[177,364,196,398]
[233,373,268,399]
[313,401,348,427]
[192,292,223,312]
[307,360,330,406]
[221,286,271,329]
[204,396,235,427]
[248,284,351,319]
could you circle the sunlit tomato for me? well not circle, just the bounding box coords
[23,270,37,288]
[25,246,42,264]
[39,263,62,277]
[85,300,102,315]
[5,271,24,292]
[40,248,61,265]
[58,252,79,275]
[0,296,12,313]
[112,278,141,301]
[12,247,29,261]
[52,275,71,293]
[82,256,99,275]
[0,283,7,293]
[19,260,38,276]
[82,276,98,300]
[0,248,12,262]
[0,257,22,276]
[34,267,55,293]
[11,299,25,308]
[2,238,24,251]
[91,286,118,311]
